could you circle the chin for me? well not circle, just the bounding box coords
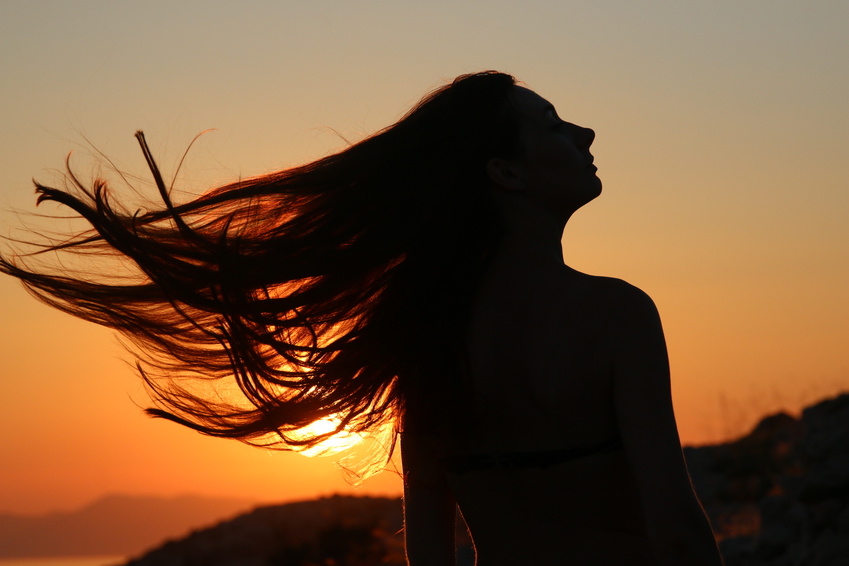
[581,178,603,205]
[587,177,603,201]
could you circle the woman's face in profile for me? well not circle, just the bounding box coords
[508,86,602,213]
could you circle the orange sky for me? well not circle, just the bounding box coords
[1,1,847,515]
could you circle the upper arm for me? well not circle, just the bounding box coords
[401,431,456,565]
[610,287,681,465]
[608,284,723,564]
[607,286,702,526]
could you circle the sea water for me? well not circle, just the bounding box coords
[0,558,125,566]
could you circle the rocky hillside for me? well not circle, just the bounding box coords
[687,392,849,565]
[123,495,410,566]
[122,392,849,566]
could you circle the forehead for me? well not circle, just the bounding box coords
[508,86,555,119]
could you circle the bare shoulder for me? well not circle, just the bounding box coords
[569,273,659,322]
[559,273,666,369]
[585,274,651,299]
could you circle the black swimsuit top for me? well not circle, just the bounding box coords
[446,434,624,474]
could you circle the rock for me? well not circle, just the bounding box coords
[799,456,849,503]
[807,531,849,566]
[809,499,844,531]
[836,505,849,534]
[718,535,753,565]
[802,394,849,463]
[687,392,849,566]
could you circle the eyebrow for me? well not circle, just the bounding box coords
[541,103,557,118]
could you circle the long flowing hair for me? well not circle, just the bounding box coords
[0,71,520,472]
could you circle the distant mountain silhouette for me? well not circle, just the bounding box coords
[0,493,256,558]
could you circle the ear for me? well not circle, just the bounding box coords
[486,157,525,191]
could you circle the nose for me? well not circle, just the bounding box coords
[583,127,595,148]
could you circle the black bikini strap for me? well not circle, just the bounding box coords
[446,435,624,474]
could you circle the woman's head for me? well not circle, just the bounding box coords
[487,86,602,228]
[389,71,523,171]
[376,73,599,234]
[340,71,523,222]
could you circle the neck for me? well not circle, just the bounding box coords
[490,186,576,268]
[494,220,568,268]
[493,196,571,262]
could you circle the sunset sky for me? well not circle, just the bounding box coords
[1,1,846,516]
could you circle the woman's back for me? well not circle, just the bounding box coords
[461,258,620,453]
[446,251,655,563]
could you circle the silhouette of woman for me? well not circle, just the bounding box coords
[0,71,723,565]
